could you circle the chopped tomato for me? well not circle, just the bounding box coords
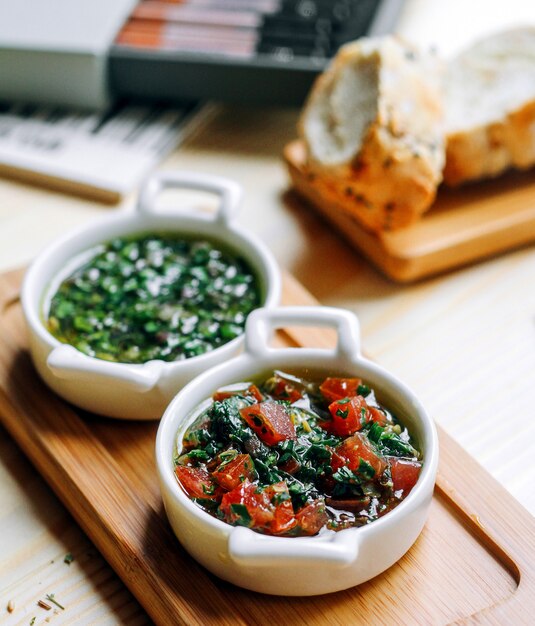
[332,433,387,478]
[368,406,388,427]
[240,401,296,446]
[265,482,297,534]
[320,377,362,403]
[175,466,218,500]
[220,479,274,528]
[295,500,329,536]
[212,453,256,491]
[389,458,421,497]
[324,395,369,436]
[325,396,371,435]
[322,396,388,436]
[269,375,302,403]
[213,383,263,403]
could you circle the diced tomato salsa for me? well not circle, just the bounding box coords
[174,373,422,537]
[212,453,256,491]
[325,395,387,436]
[240,401,296,445]
[320,377,363,403]
[389,457,422,497]
[332,432,388,477]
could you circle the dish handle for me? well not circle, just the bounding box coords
[47,345,164,392]
[244,306,361,360]
[137,171,242,226]
[228,526,359,569]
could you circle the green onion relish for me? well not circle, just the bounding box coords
[46,233,261,364]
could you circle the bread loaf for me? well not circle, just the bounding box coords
[444,28,535,186]
[299,36,445,233]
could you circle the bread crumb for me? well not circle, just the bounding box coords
[37,600,51,611]
[7,599,15,613]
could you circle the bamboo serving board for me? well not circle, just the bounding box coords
[284,140,535,282]
[0,268,534,625]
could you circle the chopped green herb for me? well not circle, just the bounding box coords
[47,234,260,364]
[45,594,64,611]
[357,384,371,396]
[333,465,360,485]
[304,443,331,462]
[366,421,384,443]
[202,483,216,496]
[378,432,419,458]
[336,408,349,419]
[358,458,376,480]
[63,552,74,565]
[230,503,252,526]
[187,449,210,462]
[218,449,239,465]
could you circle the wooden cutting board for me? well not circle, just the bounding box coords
[0,268,534,625]
[284,140,535,282]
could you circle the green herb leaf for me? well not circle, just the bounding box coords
[201,483,216,496]
[358,458,376,480]
[333,466,361,485]
[304,443,331,462]
[45,594,65,611]
[357,384,371,396]
[365,421,384,443]
[230,503,252,526]
[379,432,418,458]
[218,449,239,465]
[63,552,74,565]
[187,449,210,462]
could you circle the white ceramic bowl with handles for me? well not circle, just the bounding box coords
[21,171,281,420]
[156,306,439,596]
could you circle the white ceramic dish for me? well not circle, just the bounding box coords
[21,171,281,420]
[156,306,439,596]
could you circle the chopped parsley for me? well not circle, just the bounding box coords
[47,234,261,363]
[45,594,64,611]
[230,503,252,526]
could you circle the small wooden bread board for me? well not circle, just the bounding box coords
[0,268,534,624]
[284,140,535,282]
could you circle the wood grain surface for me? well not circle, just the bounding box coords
[0,269,533,625]
[284,140,535,282]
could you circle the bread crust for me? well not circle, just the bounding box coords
[299,37,444,233]
[445,100,535,186]
[444,28,535,186]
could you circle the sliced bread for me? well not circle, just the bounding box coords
[444,28,535,186]
[299,36,444,233]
